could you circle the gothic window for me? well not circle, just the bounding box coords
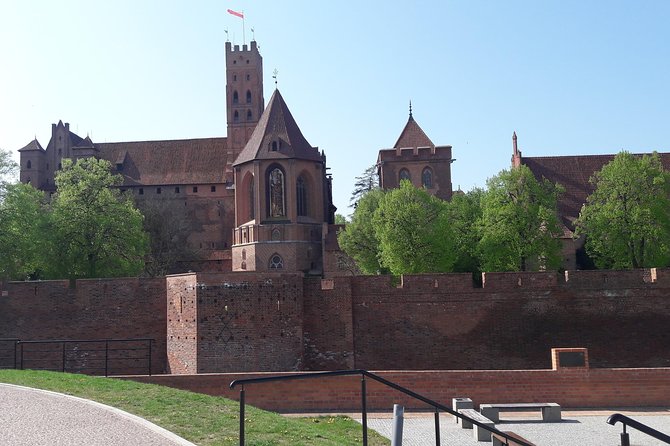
[233,74,237,81]
[296,175,308,216]
[247,110,252,121]
[26,160,31,169]
[399,168,411,182]
[233,90,239,104]
[234,111,239,122]
[246,90,252,103]
[211,185,216,192]
[272,228,281,241]
[246,74,250,81]
[268,167,285,217]
[269,254,283,269]
[422,167,433,188]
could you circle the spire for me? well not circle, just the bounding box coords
[409,100,413,119]
[513,131,518,156]
[393,106,434,149]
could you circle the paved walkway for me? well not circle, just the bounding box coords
[0,383,195,446]
[355,408,670,445]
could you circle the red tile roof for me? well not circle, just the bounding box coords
[393,115,434,149]
[233,89,323,165]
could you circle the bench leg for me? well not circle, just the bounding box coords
[542,406,562,422]
[473,424,493,442]
[461,418,473,429]
[480,407,500,423]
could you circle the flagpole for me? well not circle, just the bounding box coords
[242,12,245,45]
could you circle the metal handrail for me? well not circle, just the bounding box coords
[607,413,670,445]
[16,338,153,376]
[230,369,534,446]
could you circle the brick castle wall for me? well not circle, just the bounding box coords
[0,278,166,374]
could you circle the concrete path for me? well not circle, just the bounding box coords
[0,383,195,446]
[356,409,670,445]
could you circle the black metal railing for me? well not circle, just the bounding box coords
[607,413,670,445]
[16,338,154,376]
[230,369,534,446]
[0,338,19,369]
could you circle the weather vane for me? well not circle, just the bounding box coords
[273,69,278,89]
[224,28,229,42]
[251,27,255,41]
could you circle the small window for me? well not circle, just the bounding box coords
[58,149,62,155]
[271,141,278,151]
[269,254,283,269]
[246,74,250,81]
[26,160,32,169]
[156,187,162,194]
[211,185,216,192]
[233,91,239,104]
[246,59,249,64]
[193,186,198,193]
[234,111,239,122]
[175,186,180,193]
[139,188,144,195]
[399,168,411,182]
[233,60,237,65]
[233,74,237,81]
[246,90,252,103]
[247,110,252,121]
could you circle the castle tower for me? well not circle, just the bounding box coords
[377,106,454,200]
[231,89,333,274]
[225,40,264,155]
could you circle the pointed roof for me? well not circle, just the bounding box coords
[74,135,95,149]
[393,114,434,149]
[233,89,323,166]
[18,139,45,152]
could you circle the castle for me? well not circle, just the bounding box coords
[16,40,454,275]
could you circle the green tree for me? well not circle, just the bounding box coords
[337,188,386,274]
[478,165,564,272]
[334,213,347,225]
[0,183,49,280]
[0,149,18,198]
[349,164,379,208]
[576,151,670,269]
[447,188,484,273]
[46,158,148,279]
[374,180,456,274]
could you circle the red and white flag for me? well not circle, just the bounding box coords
[227,9,244,19]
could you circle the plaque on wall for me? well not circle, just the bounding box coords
[558,351,586,367]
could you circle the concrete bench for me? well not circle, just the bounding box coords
[458,408,495,442]
[492,431,537,446]
[480,403,561,423]
[452,397,473,425]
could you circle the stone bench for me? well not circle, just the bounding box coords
[458,408,495,442]
[492,431,537,446]
[480,403,561,423]
[452,397,473,425]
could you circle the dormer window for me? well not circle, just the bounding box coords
[271,141,278,151]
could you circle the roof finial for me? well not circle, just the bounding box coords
[272,68,278,90]
[409,100,413,118]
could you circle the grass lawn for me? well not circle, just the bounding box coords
[0,369,389,446]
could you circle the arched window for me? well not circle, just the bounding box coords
[269,254,283,269]
[399,168,411,182]
[234,111,239,122]
[26,160,32,169]
[246,110,252,121]
[233,91,239,104]
[246,90,252,103]
[422,167,433,188]
[271,141,278,151]
[268,167,285,217]
[296,175,308,216]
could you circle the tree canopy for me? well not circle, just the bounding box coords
[46,158,149,279]
[349,164,379,209]
[576,151,670,269]
[477,165,564,272]
[447,188,484,273]
[0,149,18,199]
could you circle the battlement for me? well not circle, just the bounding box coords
[378,144,452,161]
[225,40,259,54]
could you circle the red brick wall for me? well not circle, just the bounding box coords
[167,272,305,373]
[124,367,670,411]
[0,278,166,374]
[166,274,198,374]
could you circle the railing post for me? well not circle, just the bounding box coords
[62,341,66,372]
[148,339,152,376]
[13,340,17,369]
[239,386,245,446]
[361,374,368,446]
[19,342,23,370]
[105,341,109,377]
[621,424,630,446]
[434,407,440,446]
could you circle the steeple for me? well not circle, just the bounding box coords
[393,106,434,149]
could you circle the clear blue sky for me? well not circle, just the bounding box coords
[1,1,669,215]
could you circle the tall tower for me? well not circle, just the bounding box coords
[225,40,264,155]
